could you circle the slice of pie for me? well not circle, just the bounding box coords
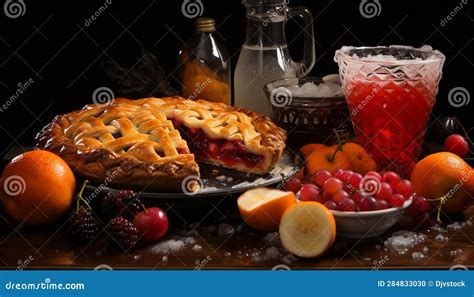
[36,97,286,191]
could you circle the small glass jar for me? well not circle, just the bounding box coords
[179,17,231,105]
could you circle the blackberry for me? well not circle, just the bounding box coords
[107,216,139,249]
[99,190,141,220]
[68,206,100,242]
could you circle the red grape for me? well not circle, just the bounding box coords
[284,177,302,193]
[323,177,344,194]
[358,196,378,211]
[444,134,469,157]
[389,193,405,207]
[324,200,338,210]
[337,198,357,211]
[395,180,414,199]
[382,171,401,188]
[299,184,320,201]
[312,170,332,187]
[375,199,390,210]
[332,190,350,204]
[375,182,393,200]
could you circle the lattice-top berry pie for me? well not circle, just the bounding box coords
[36,97,286,191]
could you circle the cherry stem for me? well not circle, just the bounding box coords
[141,203,147,213]
[75,180,91,210]
[329,129,344,162]
[427,193,449,224]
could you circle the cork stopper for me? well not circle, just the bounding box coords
[195,17,215,32]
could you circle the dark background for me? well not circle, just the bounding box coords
[0,0,473,156]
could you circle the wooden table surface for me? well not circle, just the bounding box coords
[0,194,472,270]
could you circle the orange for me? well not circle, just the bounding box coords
[279,202,336,258]
[411,152,474,215]
[237,187,296,232]
[305,146,351,175]
[0,150,76,225]
[299,143,327,158]
[331,142,377,175]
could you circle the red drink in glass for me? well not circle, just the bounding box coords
[335,46,445,176]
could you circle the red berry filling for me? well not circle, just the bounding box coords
[171,119,265,169]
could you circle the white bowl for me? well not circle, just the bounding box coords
[330,196,413,238]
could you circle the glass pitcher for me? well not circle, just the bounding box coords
[234,0,315,115]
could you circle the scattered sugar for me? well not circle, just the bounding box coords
[133,255,142,260]
[184,237,196,245]
[450,249,463,257]
[447,222,465,231]
[264,247,280,260]
[162,256,168,262]
[412,252,425,261]
[218,223,234,236]
[192,244,202,251]
[423,247,429,254]
[263,232,279,243]
[151,239,186,254]
[226,177,233,182]
[224,252,231,257]
[281,254,297,264]
[384,231,427,255]
[435,234,449,242]
[429,225,447,233]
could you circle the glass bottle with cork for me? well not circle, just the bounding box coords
[179,17,231,105]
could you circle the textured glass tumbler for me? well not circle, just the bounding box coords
[335,46,445,176]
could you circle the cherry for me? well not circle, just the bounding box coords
[347,173,363,191]
[337,170,353,182]
[337,198,357,211]
[444,134,469,157]
[382,171,401,188]
[375,182,393,201]
[284,177,302,193]
[412,195,431,213]
[312,170,332,187]
[395,180,414,200]
[133,207,169,242]
[324,200,338,210]
[389,194,405,207]
[358,196,378,211]
[323,177,344,194]
[375,199,390,210]
[299,184,320,201]
[351,192,366,205]
[332,190,350,204]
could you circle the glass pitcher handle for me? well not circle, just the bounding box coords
[287,6,316,77]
